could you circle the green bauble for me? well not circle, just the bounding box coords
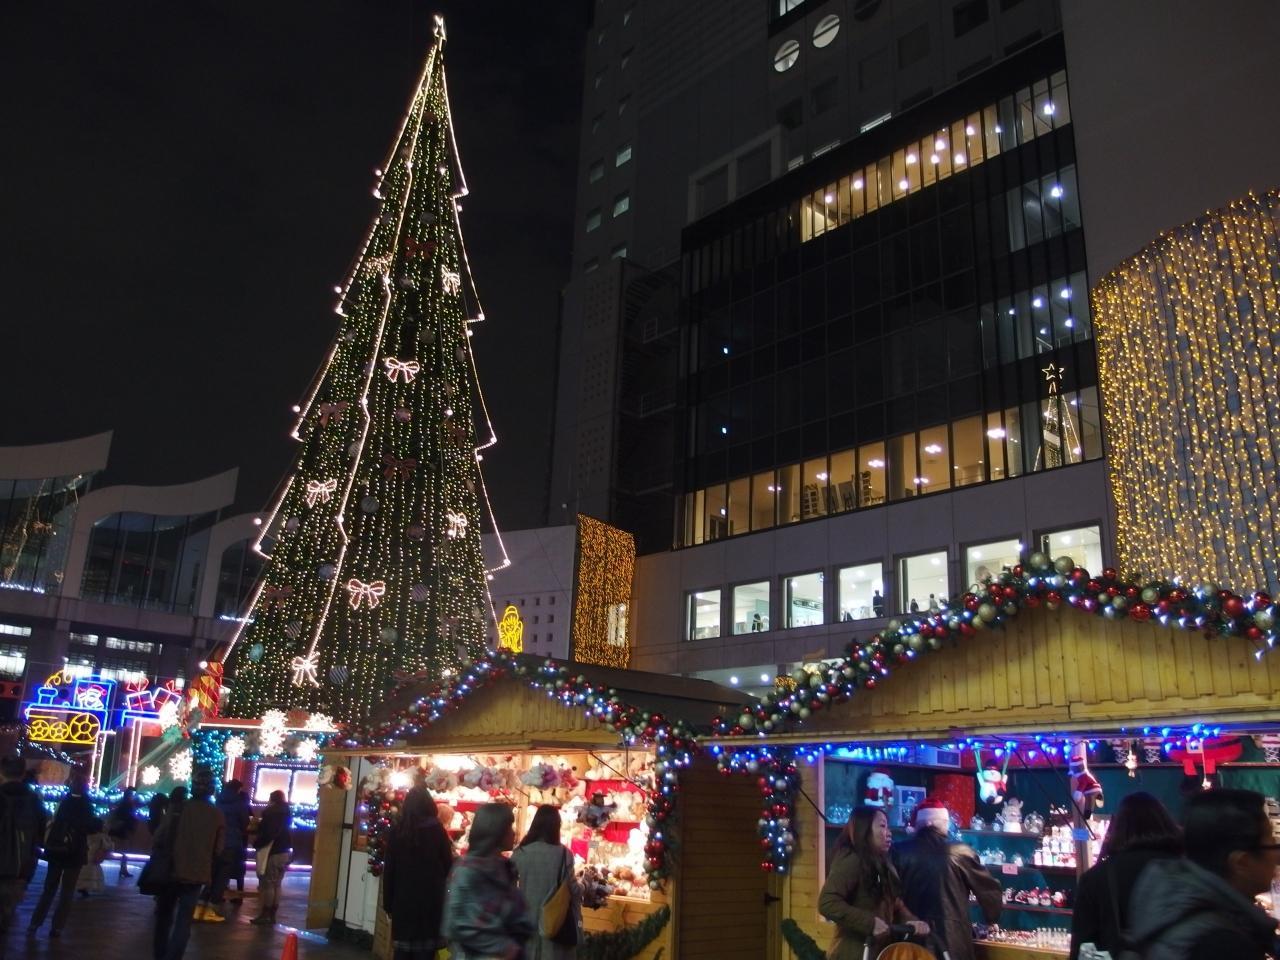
[1054,556,1075,574]
[738,713,755,730]
[886,619,902,633]
[1111,596,1128,613]
[798,707,811,719]
[928,636,942,649]
[1003,603,1018,616]
[1028,551,1049,570]
[1141,586,1160,605]
[978,602,998,623]
[907,634,924,651]
[808,673,822,688]
[1255,608,1275,630]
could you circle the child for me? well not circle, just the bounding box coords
[76,818,112,897]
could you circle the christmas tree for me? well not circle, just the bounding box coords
[223,17,507,725]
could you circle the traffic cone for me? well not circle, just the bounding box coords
[280,931,298,960]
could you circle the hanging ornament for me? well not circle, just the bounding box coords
[418,328,437,345]
[383,357,421,383]
[340,329,356,342]
[405,237,437,259]
[441,267,462,295]
[262,584,293,607]
[284,517,301,532]
[396,273,416,290]
[464,478,476,495]
[382,455,417,480]
[290,653,321,688]
[410,584,430,603]
[360,495,379,514]
[224,736,246,760]
[379,627,399,644]
[317,401,350,427]
[318,563,337,581]
[346,577,387,609]
[471,606,485,622]
[405,523,426,541]
[305,478,339,507]
[445,511,468,539]
[329,664,350,685]
[347,442,360,458]
[444,382,457,398]
[455,345,467,361]
[284,622,303,640]
[394,407,412,423]
[247,642,265,663]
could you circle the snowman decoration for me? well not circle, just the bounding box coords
[864,769,895,808]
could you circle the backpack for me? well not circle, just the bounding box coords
[0,794,28,878]
[43,809,80,862]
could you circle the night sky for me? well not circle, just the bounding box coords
[0,2,588,530]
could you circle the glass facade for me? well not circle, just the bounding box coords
[80,511,217,614]
[215,538,265,620]
[677,48,1100,548]
[1040,524,1103,578]
[0,473,93,593]
[837,563,883,621]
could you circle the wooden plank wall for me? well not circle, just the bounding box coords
[780,763,832,959]
[306,778,348,930]
[583,892,672,960]
[392,681,603,749]
[803,613,1280,739]
[677,760,772,960]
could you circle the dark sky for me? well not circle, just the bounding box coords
[0,1,588,530]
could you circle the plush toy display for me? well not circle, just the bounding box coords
[864,768,895,807]
[576,790,617,829]
[1068,740,1103,816]
[1002,797,1023,833]
[977,762,1007,805]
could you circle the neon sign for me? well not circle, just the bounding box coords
[118,677,182,727]
[496,604,524,654]
[24,671,117,745]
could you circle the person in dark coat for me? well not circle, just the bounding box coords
[28,769,95,937]
[1128,788,1280,960]
[251,789,292,925]
[0,755,46,933]
[383,786,454,960]
[148,791,170,835]
[893,798,1001,960]
[1068,791,1181,960]
[107,786,139,878]
[443,803,533,960]
[152,765,225,960]
[196,779,251,919]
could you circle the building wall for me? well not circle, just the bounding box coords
[482,525,578,661]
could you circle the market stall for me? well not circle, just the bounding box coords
[713,602,1280,960]
[311,658,769,960]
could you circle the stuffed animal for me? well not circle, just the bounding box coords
[864,769,895,807]
[977,763,1007,805]
[1002,797,1023,833]
[1068,740,1103,816]
[577,791,617,829]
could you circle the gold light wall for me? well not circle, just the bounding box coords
[1093,189,1280,591]
[571,515,636,668]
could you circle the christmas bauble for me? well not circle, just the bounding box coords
[1028,551,1048,569]
[406,523,426,541]
[318,563,337,581]
[977,602,998,622]
[394,407,412,422]
[360,496,379,514]
[455,345,467,361]
[419,328,437,345]
[329,664,350,685]
[347,442,360,458]
[1054,556,1075,574]
[1254,608,1275,630]
[379,627,398,644]
[285,517,300,532]
[248,643,265,663]
[341,329,356,342]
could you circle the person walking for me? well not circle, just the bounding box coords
[818,805,929,960]
[151,765,225,960]
[511,806,581,960]
[148,791,170,837]
[1068,791,1181,959]
[892,798,1002,960]
[107,786,139,878]
[75,818,112,897]
[0,755,46,933]
[251,789,292,925]
[195,777,250,920]
[383,786,454,960]
[443,803,533,960]
[1128,788,1280,960]
[28,768,94,938]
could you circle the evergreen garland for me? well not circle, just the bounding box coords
[780,919,826,960]
[579,905,670,960]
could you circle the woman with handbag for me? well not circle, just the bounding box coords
[443,803,534,960]
[251,790,292,926]
[819,806,929,960]
[383,786,454,960]
[511,806,581,960]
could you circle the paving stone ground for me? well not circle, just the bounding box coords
[3,861,371,960]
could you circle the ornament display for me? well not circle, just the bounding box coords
[330,664,350,685]
[346,577,387,609]
[318,563,337,581]
[1067,740,1103,816]
[316,401,350,427]
[383,357,421,383]
[247,642,265,663]
[977,758,1008,805]
[441,267,462,295]
[262,584,293,606]
[360,495,379,514]
[863,768,894,807]
[224,736,247,760]
[379,627,398,644]
[140,765,161,786]
[418,328,437,344]
[169,749,193,781]
[284,621,303,640]
[405,523,426,541]
[285,517,301,532]
[381,455,417,480]
[305,478,338,507]
[410,584,430,603]
[295,739,320,763]
[291,652,321,688]
[445,510,468,539]
[258,709,289,757]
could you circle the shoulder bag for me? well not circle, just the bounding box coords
[137,810,181,896]
[541,846,578,946]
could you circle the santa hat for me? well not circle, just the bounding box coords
[914,797,951,832]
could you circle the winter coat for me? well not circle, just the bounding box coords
[382,817,454,949]
[254,801,292,855]
[215,786,251,854]
[42,791,95,867]
[76,833,112,892]
[1128,857,1278,960]
[0,779,47,880]
[511,841,581,960]
[158,797,225,886]
[443,852,535,960]
[818,847,917,960]
[1068,841,1180,960]
[893,831,1003,960]
[107,796,138,840]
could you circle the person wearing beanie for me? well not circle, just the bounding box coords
[151,765,226,960]
[892,798,1002,960]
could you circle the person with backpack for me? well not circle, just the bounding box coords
[28,768,94,938]
[1128,788,1280,959]
[150,765,225,960]
[0,755,46,933]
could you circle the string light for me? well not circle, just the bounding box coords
[571,516,636,668]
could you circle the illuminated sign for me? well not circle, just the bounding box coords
[24,671,117,745]
[118,677,182,727]
[496,604,524,653]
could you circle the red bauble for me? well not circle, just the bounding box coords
[1246,626,1263,641]
[1223,596,1245,619]
[1254,591,1272,606]
[865,678,877,688]
[1023,596,1040,608]
[1126,587,1140,600]
[965,595,981,611]
[1013,564,1024,577]
[1103,567,1118,580]
[1130,603,1151,621]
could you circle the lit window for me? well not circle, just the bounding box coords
[611,243,627,260]
[732,582,771,634]
[784,572,824,627]
[813,14,841,47]
[686,589,721,640]
[774,39,800,72]
[898,551,948,614]
[615,143,633,166]
[1039,525,1103,576]
[777,0,805,14]
[585,209,602,232]
[253,766,294,803]
[623,8,633,26]
[612,192,631,217]
[0,644,27,677]
[838,564,884,620]
[965,539,1023,589]
[590,113,603,135]
[0,623,32,638]
[588,160,604,183]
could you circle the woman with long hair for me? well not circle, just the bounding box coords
[1069,791,1181,959]
[383,787,454,960]
[251,789,292,926]
[819,805,928,959]
[444,803,534,960]
[511,806,581,959]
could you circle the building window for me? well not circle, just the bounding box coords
[0,644,26,678]
[104,637,157,653]
[594,69,606,90]
[612,192,631,217]
[964,538,1023,588]
[686,589,721,640]
[732,582,771,634]
[584,257,599,274]
[898,551,948,614]
[1039,525,1103,576]
[615,143,632,167]
[611,243,627,260]
[588,160,604,183]
[0,624,32,638]
[777,0,805,15]
[784,572,824,628]
[620,48,633,70]
[63,654,95,679]
[813,14,841,47]
[590,113,603,135]
[623,8,633,26]
[607,603,627,646]
[585,208,602,232]
[897,24,930,67]
[97,658,150,683]
[618,95,630,117]
[952,0,989,38]
[811,77,839,116]
[838,564,884,621]
[774,39,801,73]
